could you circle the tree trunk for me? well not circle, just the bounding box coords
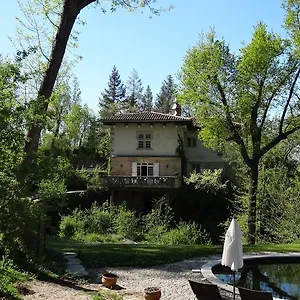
[24,0,82,155]
[247,164,259,244]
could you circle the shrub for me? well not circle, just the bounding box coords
[160,222,211,245]
[87,202,114,235]
[143,197,174,231]
[144,225,168,244]
[76,233,122,243]
[0,257,31,299]
[59,216,78,238]
[113,203,141,241]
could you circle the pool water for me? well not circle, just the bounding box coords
[213,263,300,299]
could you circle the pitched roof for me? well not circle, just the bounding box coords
[101,111,196,125]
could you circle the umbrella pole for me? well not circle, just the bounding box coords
[233,271,236,300]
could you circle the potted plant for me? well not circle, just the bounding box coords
[101,272,118,288]
[144,287,161,300]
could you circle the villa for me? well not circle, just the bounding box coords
[100,110,226,212]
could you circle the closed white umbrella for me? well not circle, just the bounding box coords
[221,218,243,300]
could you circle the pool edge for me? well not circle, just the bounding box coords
[201,253,300,300]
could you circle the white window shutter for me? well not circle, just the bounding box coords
[153,163,159,177]
[132,162,137,176]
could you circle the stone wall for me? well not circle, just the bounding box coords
[110,156,181,177]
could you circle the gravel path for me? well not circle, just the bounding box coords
[25,255,232,300]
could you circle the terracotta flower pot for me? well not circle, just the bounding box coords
[144,287,161,300]
[101,273,118,288]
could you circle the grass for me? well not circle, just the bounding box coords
[48,236,222,268]
[47,236,300,269]
[92,291,123,300]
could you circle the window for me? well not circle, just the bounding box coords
[187,137,197,147]
[191,163,201,173]
[137,132,152,149]
[137,163,154,177]
[191,163,209,173]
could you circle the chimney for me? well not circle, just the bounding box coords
[175,102,182,116]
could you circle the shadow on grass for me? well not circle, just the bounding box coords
[47,236,300,273]
[47,236,223,270]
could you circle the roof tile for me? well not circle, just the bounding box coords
[101,111,193,124]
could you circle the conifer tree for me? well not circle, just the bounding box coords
[99,66,126,118]
[139,85,153,112]
[125,69,143,112]
[155,75,177,114]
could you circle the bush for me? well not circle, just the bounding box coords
[76,233,122,243]
[58,201,212,246]
[87,202,114,235]
[0,257,31,299]
[143,197,174,231]
[144,225,168,244]
[113,203,141,241]
[59,216,78,239]
[160,222,211,245]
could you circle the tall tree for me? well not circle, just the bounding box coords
[155,74,176,114]
[0,57,41,258]
[46,75,81,143]
[125,69,143,112]
[99,66,125,118]
[22,0,169,156]
[139,84,153,112]
[64,103,92,149]
[178,25,300,244]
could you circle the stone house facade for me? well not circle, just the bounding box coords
[101,112,225,212]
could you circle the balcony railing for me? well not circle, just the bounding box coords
[98,175,181,189]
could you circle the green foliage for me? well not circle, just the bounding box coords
[283,0,300,50]
[0,257,31,299]
[97,129,110,164]
[159,222,211,245]
[39,178,66,202]
[0,57,46,263]
[99,66,126,118]
[58,199,211,245]
[144,225,168,243]
[140,85,153,112]
[76,233,121,243]
[113,203,141,240]
[179,23,300,243]
[49,236,222,269]
[125,69,143,112]
[87,202,114,235]
[59,216,78,239]
[59,202,114,239]
[92,290,123,300]
[155,74,177,114]
[185,169,228,194]
[143,197,174,231]
[257,165,300,243]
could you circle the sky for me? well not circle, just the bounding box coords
[0,0,286,113]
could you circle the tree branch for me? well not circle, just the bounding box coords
[250,78,264,155]
[214,77,252,166]
[260,62,298,129]
[279,66,300,134]
[260,125,300,157]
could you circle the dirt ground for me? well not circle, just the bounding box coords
[22,279,144,300]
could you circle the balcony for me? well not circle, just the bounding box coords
[98,175,181,189]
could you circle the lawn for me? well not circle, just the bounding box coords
[47,236,300,269]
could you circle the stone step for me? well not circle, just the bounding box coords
[63,252,89,277]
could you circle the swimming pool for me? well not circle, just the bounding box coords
[212,255,300,299]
